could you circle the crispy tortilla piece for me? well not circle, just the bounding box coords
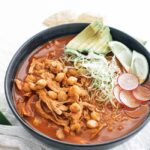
[35,100,68,127]
[16,95,38,117]
[43,10,102,27]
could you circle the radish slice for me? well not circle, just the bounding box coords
[119,90,140,108]
[113,85,122,103]
[124,104,149,119]
[132,86,150,101]
[143,80,150,90]
[118,73,139,90]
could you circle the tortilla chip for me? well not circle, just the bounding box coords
[43,10,102,27]
[43,10,76,27]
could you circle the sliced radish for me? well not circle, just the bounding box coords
[118,73,139,90]
[143,80,150,90]
[119,90,140,108]
[124,104,149,119]
[132,86,150,101]
[113,85,122,103]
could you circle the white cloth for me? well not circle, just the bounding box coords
[0,37,150,150]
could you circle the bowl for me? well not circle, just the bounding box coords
[5,23,150,150]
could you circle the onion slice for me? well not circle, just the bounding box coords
[119,90,140,108]
[118,73,139,90]
[132,86,150,101]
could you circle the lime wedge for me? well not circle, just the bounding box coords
[131,51,149,83]
[109,41,132,71]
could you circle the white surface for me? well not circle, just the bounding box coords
[0,0,150,150]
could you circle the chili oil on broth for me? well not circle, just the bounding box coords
[12,35,150,144]
[15,35,75,80]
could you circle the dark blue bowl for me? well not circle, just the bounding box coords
[5,23,150,150]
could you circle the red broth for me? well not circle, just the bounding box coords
[13,35,150,144]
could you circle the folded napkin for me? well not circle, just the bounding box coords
[0,12,150,150]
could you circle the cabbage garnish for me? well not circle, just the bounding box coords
[65,20,121,106]
[64,52,121,106]
[82,55,121,105]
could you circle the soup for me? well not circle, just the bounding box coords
[13,35,150,144]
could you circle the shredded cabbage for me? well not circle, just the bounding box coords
[82,55,121,103]
[64,52,121,106]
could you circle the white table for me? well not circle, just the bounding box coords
[0,0,150,149]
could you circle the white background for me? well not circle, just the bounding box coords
[0,0,150,150]
[0,0,150,51]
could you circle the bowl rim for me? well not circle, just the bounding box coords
[4,23,150,147]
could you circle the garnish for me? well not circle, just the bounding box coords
[66,19,112,55]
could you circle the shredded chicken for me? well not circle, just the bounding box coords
[15,56,124,140]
